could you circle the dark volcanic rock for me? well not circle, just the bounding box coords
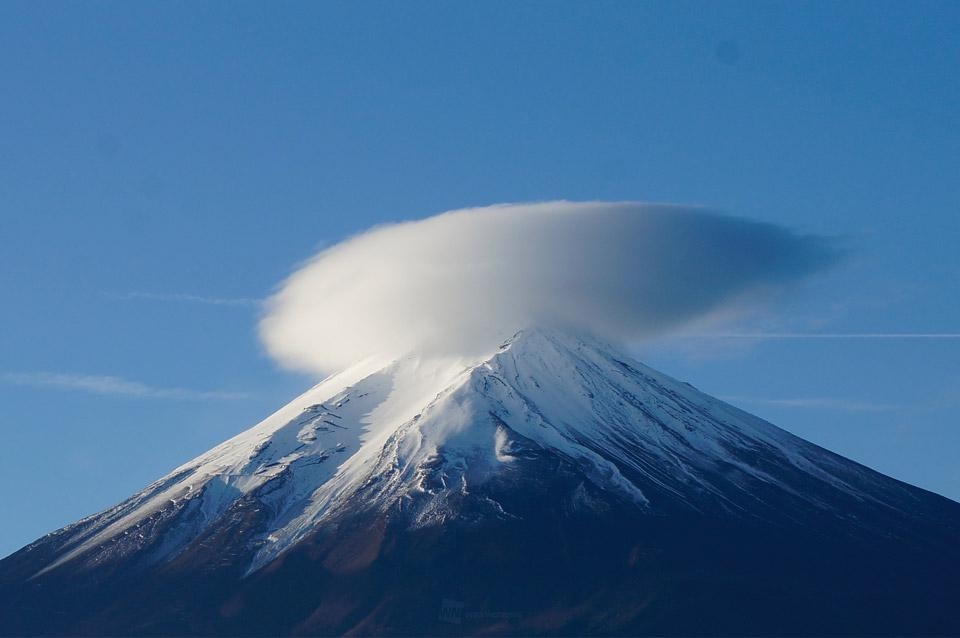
[2,330,959,635]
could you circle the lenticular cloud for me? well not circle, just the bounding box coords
[260,201,838,374]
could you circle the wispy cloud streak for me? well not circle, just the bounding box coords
[1,372,251,401]
[106,291,262,307]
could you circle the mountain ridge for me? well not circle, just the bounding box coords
[2,328,959,635]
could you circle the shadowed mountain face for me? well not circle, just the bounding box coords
[2,329,959,636]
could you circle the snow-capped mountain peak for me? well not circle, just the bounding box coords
[5,328,960,636]
[29,328,924,578]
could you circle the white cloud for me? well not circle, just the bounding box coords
[1,372,250,401]
[260,201,839,374]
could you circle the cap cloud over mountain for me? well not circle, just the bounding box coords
[259,201,839,374]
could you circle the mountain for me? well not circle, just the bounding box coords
[2,329,959,636]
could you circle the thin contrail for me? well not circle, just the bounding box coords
[720,395,899,412]
[687,333,960,339]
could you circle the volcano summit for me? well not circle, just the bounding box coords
[1,329,958,635]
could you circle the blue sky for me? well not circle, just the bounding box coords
[1,1,958,558]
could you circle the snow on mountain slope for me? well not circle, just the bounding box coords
[27,328,933,579]
[35,353,470,574]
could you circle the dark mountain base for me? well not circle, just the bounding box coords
[4,332,960,636]
[3,498,958,636]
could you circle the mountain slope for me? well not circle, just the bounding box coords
[2,329,959,636]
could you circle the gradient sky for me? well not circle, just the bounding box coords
[1,1,958,559]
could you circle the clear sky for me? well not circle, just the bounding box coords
[1,1,958,559]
